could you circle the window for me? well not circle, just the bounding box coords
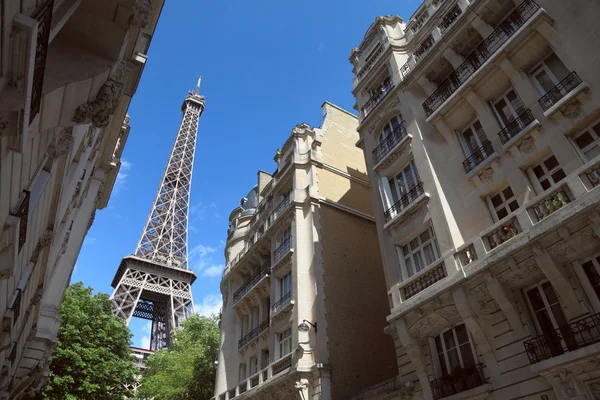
[378,115,403,143]
[278,327,292,358]
[249,357,258,376]
[238,363,247,382]
[277,227,291,248]
[388,160,420,205]
[581,256,600,301]
[28,169,51,216]
[434,324,476,376]
[460,120,489,157]
[489,186,519,220]
[573,121,600,161]
[251,307,259,330]
[397,226,440,280]
[493,89,526,128]
[241,314,249,338]
[532,155,566,191]
[531,53,570,95]
[279,272,292,299]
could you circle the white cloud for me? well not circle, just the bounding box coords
[203,264,224,277]
[140,321,151,349]
[114,159,132,193]
[189,244,217,271]
[195,294,222,317]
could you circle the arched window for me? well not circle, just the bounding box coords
[378,115,403,144]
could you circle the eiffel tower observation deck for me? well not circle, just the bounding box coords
[110,78,205,352]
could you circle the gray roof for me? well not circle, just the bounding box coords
[240,185,258,216]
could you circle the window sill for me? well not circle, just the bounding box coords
[394,257,446,293]
[542,82,589,119]
[501,119,541,152]
[373,134,413,172]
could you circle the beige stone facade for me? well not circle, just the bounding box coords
[213,103,396,400]
[0,0,163,397]
[350,0,600,399]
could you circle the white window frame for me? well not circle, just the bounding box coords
[430,323,477,377]
[396,226,440,281]
[528,154,566,193]
[491,87,526,128]
[459,119,489,158]
[278,327,292,359]
[378,115,403,144]
[524,280,568,335]
[239,363,247,382]
[529,53,569,96]
[571,120,600,162]
[486,186,519,222]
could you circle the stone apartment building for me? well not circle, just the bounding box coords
[349,0,600,399]
[213,102,396,400]
[0,0,163,397]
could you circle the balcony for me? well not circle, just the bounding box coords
[357,44,385,79]
[423,0,539,116]
[524,313,600,364]
[361,77,394,119]
[401,260,447,300]
[373,121,408,165]
[414,35,435,62]
[538,72,582,111]
[498,109,535,144]
[439,3,463,34]
[272,353,292,375]
[273,235,292,264]
[232,263,270,304]
[384,182,425,222]
[527,184,572,223]
[272,291,292,315]
[431,364,487,400]
[462,141,494,174]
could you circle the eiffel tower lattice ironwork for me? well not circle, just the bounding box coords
[110,78,204,351]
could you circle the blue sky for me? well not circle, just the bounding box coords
[73,0,422,347]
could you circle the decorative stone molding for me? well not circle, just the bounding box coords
[469,283,495,314]
[517,136,536,154]
[479,167,494,184]
[398,381,415,400]
[0,115,8,135]
[31,284,44,307]
[130,0,152,28]
[73,63,129,128]
[496,258,542,288]
[295,378,309,400]
[556,370,577,397]
[32,228,53,261]
[561,100,583,119]
[367,96,402,135]
[49,127,74,159]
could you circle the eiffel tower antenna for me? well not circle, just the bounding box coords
[110,78,205,354]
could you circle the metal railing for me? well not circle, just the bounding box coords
[431,364,487,400]
[272,354,292,375]
[271,196,291,223]
[272,291,292,314]
[273,235,292,263]
[439,3,463,34]
[498,109,535,144]
[357,44,385,78]
[259,318,269,332]
[462,141,494,173]
[538,72,582,111]
[372,121,408,164]
[233,263,270,303]
[30,0,53,124]
[414,35,435,61]
[361,78,394,118]
[423,0,539,116]
[384,183,425,221]
[524,312,600,364]
[238,334,248,349]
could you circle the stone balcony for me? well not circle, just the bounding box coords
[387,154,600,317]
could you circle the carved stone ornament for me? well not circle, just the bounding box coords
[572,227,598,246]
[589,380,600,400]
[50,127,74,159]
[73,62,129,128]
[557,370,577,397]
[32,228,53,260]
[295,378,310,400]
[398,380,415,400]
[59,231,71,257]
[130,0,152,28]
[479,167,494,184]
[517,136,535,154]
[469,283,495,314]
[0,115,8,135]
[222,280,229,307]
[435,304,460,322]
[31,284,44,306]
[548,240,576,262]
[561,100,583,119]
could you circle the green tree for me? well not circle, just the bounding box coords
[41,282,137,399]
[139,314,220,400]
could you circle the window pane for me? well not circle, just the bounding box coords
[405,257,415,278]
[533,165,545,178]
[459,343,476,367]
[455,324,469,345]
[507,90,526,116]
[496,208,508,220]
[583,261,600,300]
[502,186,514,200]
[575,132,595,150]
[544,156,559,171]
[413,252,424,272]
[438,354,449,376]
[435,335,444,354]
[551,169,566,183]
[494,98,512,126]
[508,200,519,212]
[403,245,410,255]
[584,146,600,160]
[423,243,436,265]
[545,53,569,82]
[420,229,431,243]
[541,179,552,191]
[491,194,503,208]
[527,287,546,311]
[444,330,457,351]
[535,69,556,93]
[593,123,600,137]
[542,282,559,304]
[410,238,420,251]
[447,348,461,371]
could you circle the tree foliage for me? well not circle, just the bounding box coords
[139,314,220,400]
[41,282,137,399]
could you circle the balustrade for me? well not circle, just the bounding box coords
[485,218,520,250]
[402,262,446,299]
[498,109,535,144]
[538,72,582,111]
[373,121,408,164]
[529,186,571,222]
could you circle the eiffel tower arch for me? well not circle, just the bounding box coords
[110,78,205,352]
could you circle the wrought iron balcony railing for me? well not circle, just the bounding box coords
[462,141,494,174]
[373,121,408,164]
[414,35,435,62]
[361,78,394,118]
[273,235,292,263]
[233,263,270,303]
[538,72,582,111]
[498,109,535,144]
[524,312,600,364]
[259,318,269,332]
[384,182,425,221]
[238,334,248,349]
[431,364,487,400]
[439,3,463,34]
[423,0,539,116]
[272,291,292,314]
[272,353,292,375]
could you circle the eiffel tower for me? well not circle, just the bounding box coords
[110,78,205,351]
